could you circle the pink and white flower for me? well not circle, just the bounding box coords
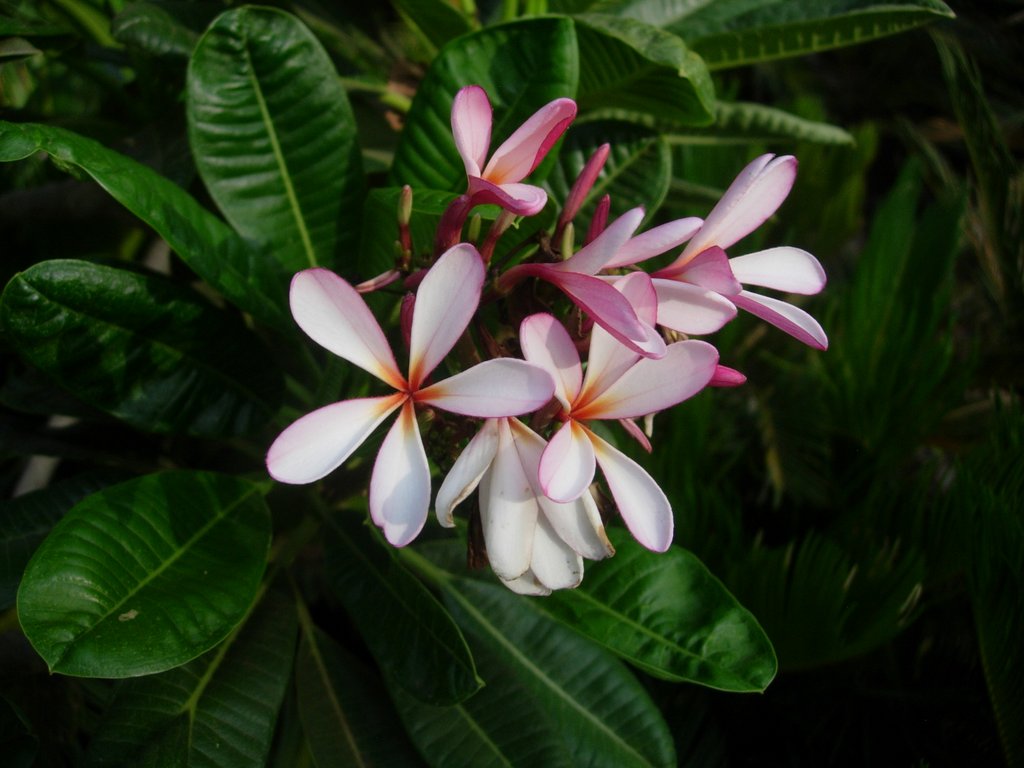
[452,85,576,216]
[519,274,719,552]
[435,417,614,595]
[266,244,555,547]
[648,154,829,348]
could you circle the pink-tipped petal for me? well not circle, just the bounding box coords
[408,243,485,388]
[607,216,703,269]
[483,98,577,183]
[577,339,718,420]
[657,246,742,296]
[435,418,500,527]
[452,85,491,178]
[479,419,539,580]
[682,154,797,260]
[592,434,673,552]
[289,269,404,389]
[519,313,583,410]
[530,513,584,590]
[732,290,828,350]
[369,400,431,547]
[417,358,555,417]
[539,420,596,503]
[267,394,405,485]
[729,246,826,295]
[557,207,645,275]
[710,364,747,387]
[652,278,738,335]
[467,177,549,216]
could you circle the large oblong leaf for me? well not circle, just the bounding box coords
[0,260,282,437]
[188,6,364,271]
[17,471,271,677]
[0,121,287,328]
[539,529,777,692]
[390,17,579,192]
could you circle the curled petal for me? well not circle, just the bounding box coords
[289,269,404,389]
[519,313,583,410]
[607,216,703,269]
[266,394,404,485]
[576,340,718,420]
[656,246,742,296]
[500,570,551,596]
[732,290,828,350]
[452,85,491,179]
[592,434,673,552]
[653,278,738,335]
[435,418,500,528]
[557,207,645,275]
[539,420,597,503]
[418,358,555,417]
[408,243,484,388]
[530,513,584,590]
[370,400,432,547]
[479,419,538,580]
[483,97,577,183]
[729,246,826,295]
[467,177,548,216]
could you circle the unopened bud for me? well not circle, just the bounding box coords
[467,213,482,244]
[400,292,416,350]
[586,194,610,244]
[398,185,413,226]
[560,221,575,260]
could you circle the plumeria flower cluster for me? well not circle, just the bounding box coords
[267,85,828,594]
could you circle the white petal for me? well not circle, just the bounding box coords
[435,419,500,528]
[451,85,491,179]
[539,420,596,503]
[369,401,431,547]
[729,246,826,295]
[558,207,644,275]
[530,513,584,590]
[483,97,576,183]
[577,339,718,420]
[605,216,703,269]
[507,420,614,561]
[592,435,673,552]
[417,358,555,417]
[500,570,551,596]
[732,290,828,350]
[266,394,404,485]
[519,313,582,410]
[653,278,738,335]
[683,154,796,258]
[289,269,404,389]
[478,419,538,580]
[408,243,484,388]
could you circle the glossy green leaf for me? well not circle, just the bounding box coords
[188,6,364,271]
[0,260,282,437]
[324,513,482,705]
[545,120,671,227]
[388,642,575,768]
[390,17,579,192]
[0,473,116,610]
[668,101,855,145]
[86,586,296,767]
[445,578,676,768]
[111,1,214,59]
[296,623,422,767]
[0,121,287,328]
[391,0,473,53]
[539,529,776,691]
[593,0,954,69]
[575,15,714,126]
[17,471,271,677]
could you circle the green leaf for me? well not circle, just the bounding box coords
[0,37,41,60]
[324,513,482,705]
[0,473,117,610]
[86,586,296,767]
[187,6,364,271]
[111,1,212,59]
[296,623,423,767]
[669,101,855,146]
[0,121,287,328]
[545,120,671,226]
[0,259,282,437]
[17,471,271,678]
[574,15,714,126]
[594,0,955,69]
[390,17,579,192]
[444,578,676,768]
[538,529,776,691]
[391,0,473,54]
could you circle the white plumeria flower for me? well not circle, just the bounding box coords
[520,273,719,552]
[648,154,828,348]
[266,244,555,547]
[435,416,614,595]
